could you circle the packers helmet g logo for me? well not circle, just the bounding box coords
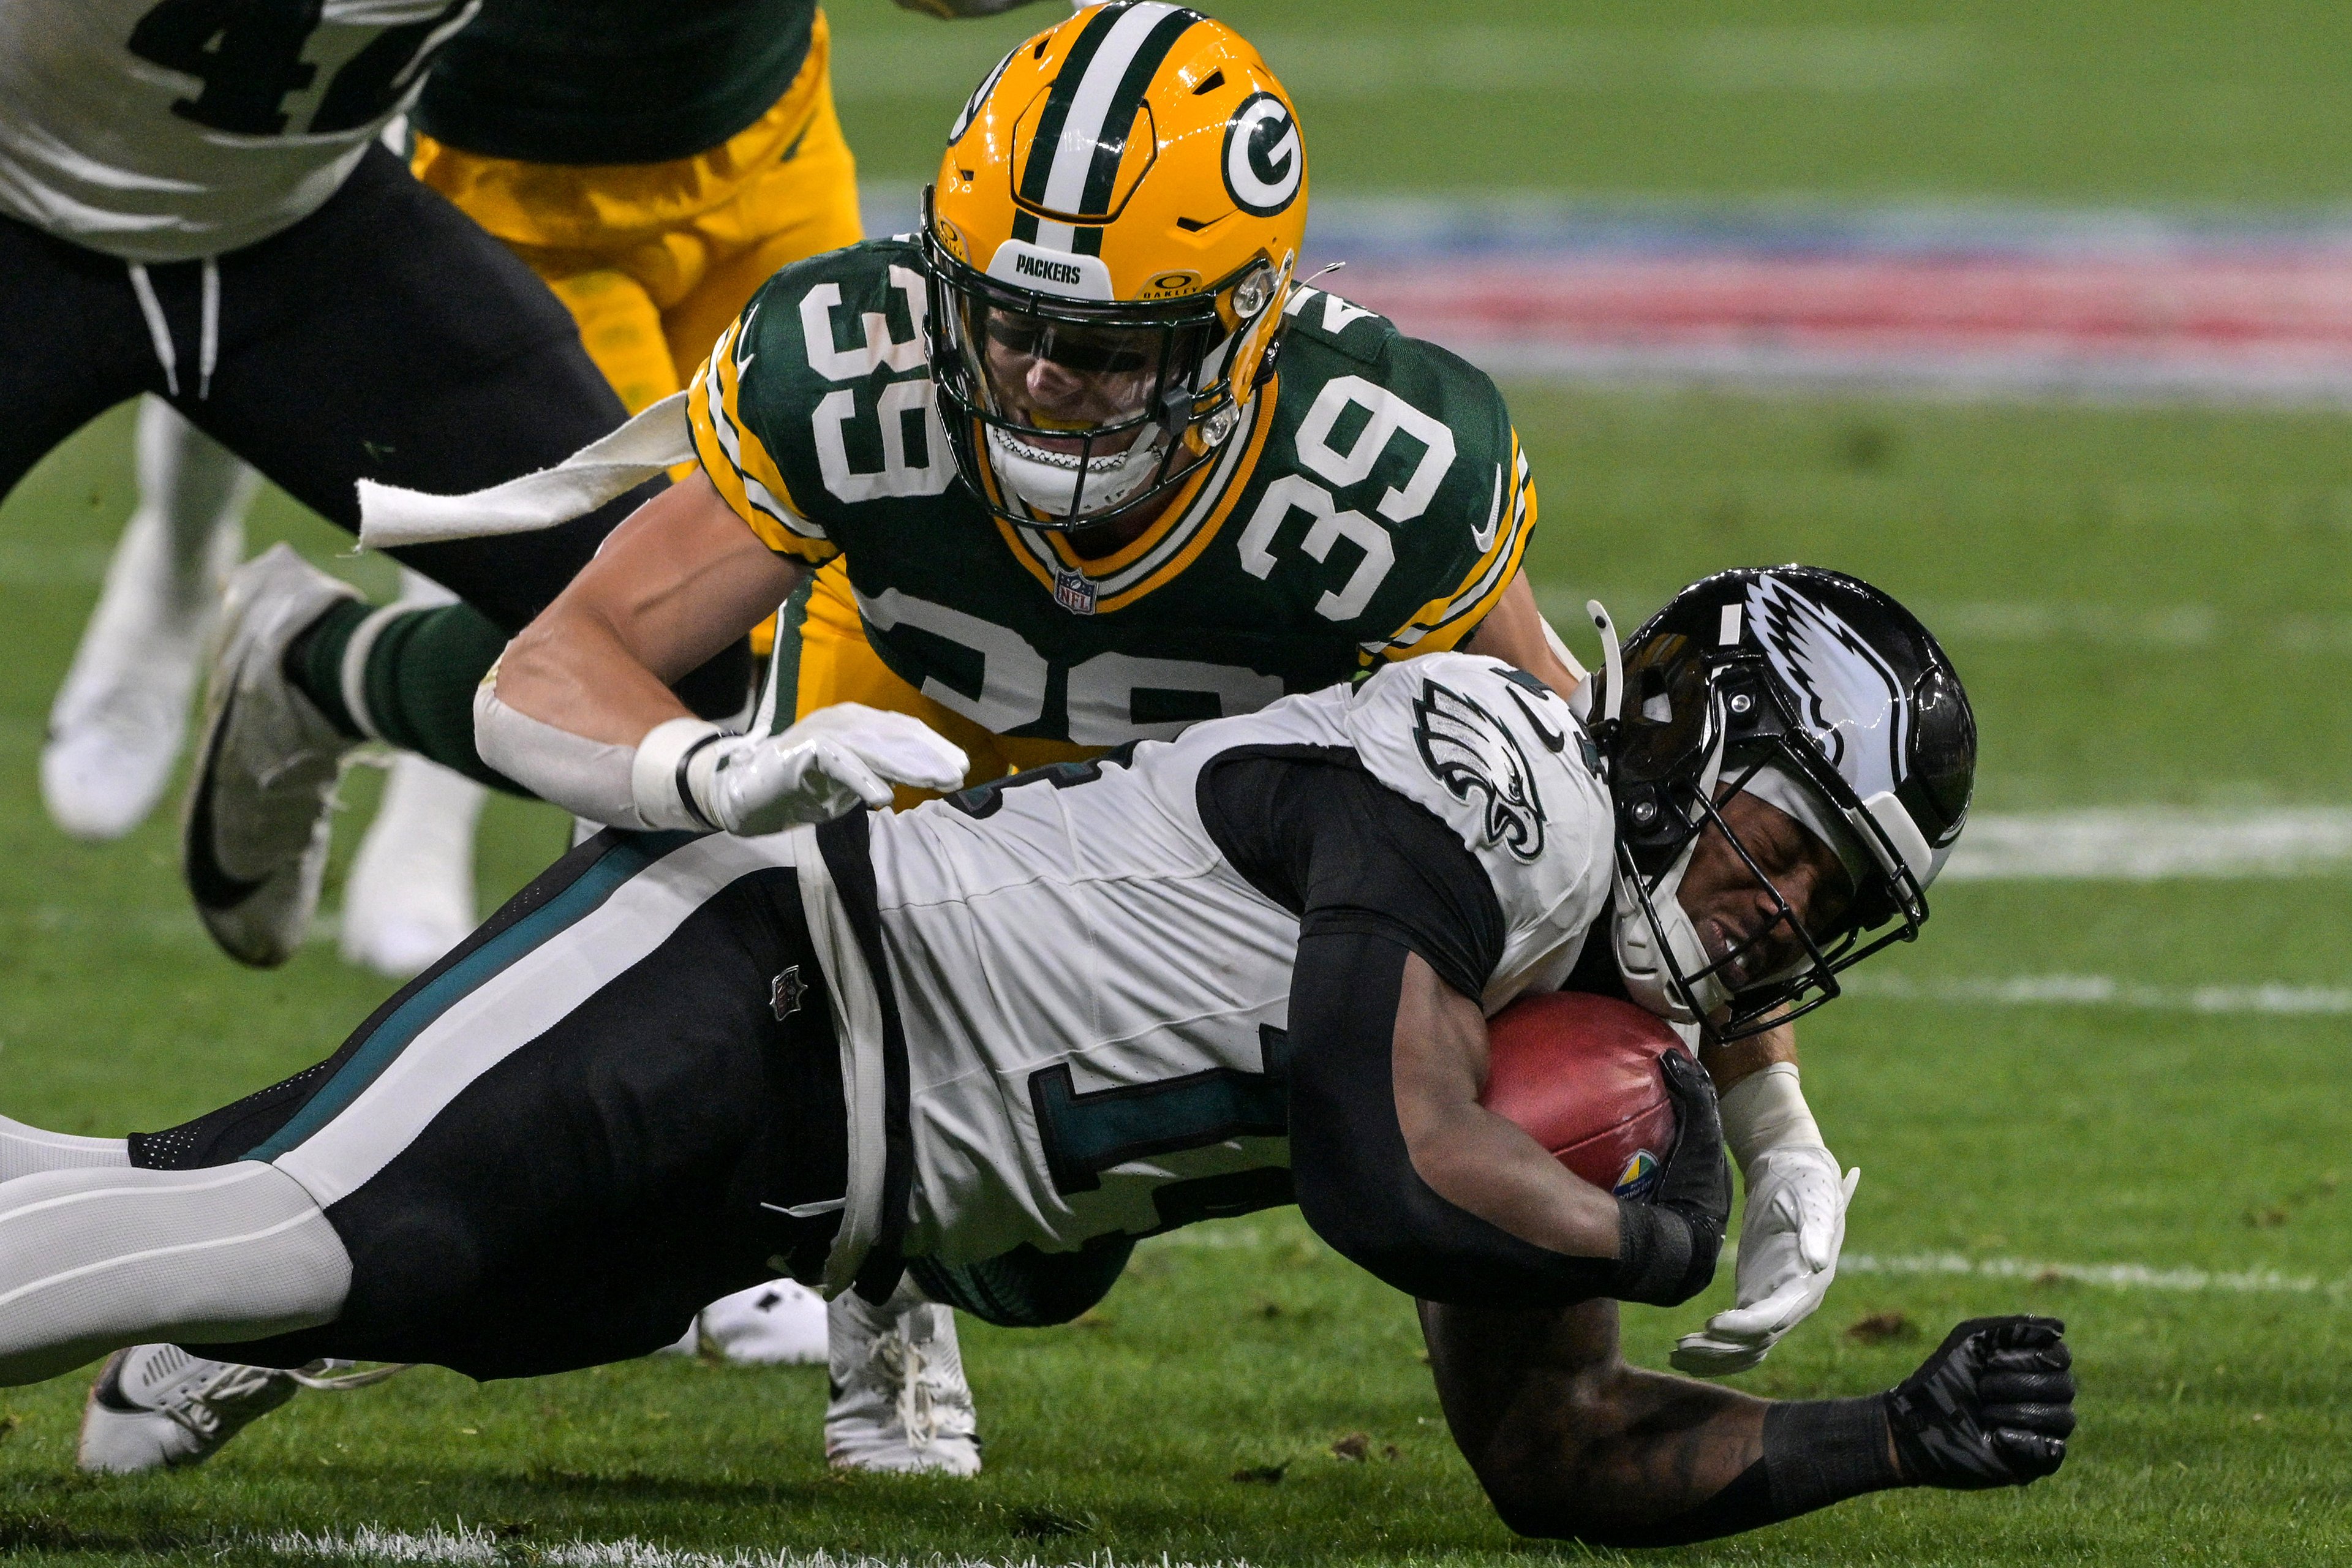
[1223,91,1301,217]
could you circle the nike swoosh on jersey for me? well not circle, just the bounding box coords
[1471,464,1503,554]
[184,687,269,910]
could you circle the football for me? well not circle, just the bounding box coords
[1480,990,1687,1199]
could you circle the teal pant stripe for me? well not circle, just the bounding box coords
[242,832,691,1164]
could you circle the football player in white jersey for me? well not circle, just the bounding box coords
[0,0,753,876]
[0,569,2073,1540]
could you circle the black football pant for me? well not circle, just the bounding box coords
[0,143,650,635]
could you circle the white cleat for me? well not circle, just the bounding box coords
[339,752,486,979]
[825,1281,981,1476]
[663,1279,831,1364]
[77,1344,405,1475]
[43,407,251,840]
[182,543,361,968]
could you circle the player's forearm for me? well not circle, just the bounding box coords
[1698,1015,1797,1094]
[1422,1299,1899,1545]
[492,470,804,746]
[1460,571,1581,702]
[1390,956,1623,1259]
[496,602,705,747]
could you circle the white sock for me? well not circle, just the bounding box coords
[0,1163,349,1387]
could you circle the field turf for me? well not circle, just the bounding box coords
[2,1,2351,1562]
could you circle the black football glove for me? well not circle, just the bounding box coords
[1885,1316,2076,1489]
[1607,1047,1733,1306]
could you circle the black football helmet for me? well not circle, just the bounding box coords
[1585,566,1975,1039]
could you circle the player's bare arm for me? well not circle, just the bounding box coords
[1389,952,1623,1258]
[477,470,966,836]
[1422,1296,2075,1546]
[1460,572,1584,702]
[496,472,805,747]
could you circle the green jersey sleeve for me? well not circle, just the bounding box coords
[1258,285,1538,668]
[687,237,956,565]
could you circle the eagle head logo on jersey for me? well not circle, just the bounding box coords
[1412,680,1547,862]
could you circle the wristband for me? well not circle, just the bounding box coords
[1718,1061,1825,1174]
[630,717,727,831]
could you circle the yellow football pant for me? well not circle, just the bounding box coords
[414,10,862,660]
[415,10,863,418]
[797,562,1100,802]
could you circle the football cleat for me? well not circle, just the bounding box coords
[825,1282,981,1476]
[182,544,361,967]
[77,1344,405,1474]
[665,1279,831,1364]
[339,752,485,979]
[43,503,243,842]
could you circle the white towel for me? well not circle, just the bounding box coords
[356,391,695,549]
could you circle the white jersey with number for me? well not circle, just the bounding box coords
[0,0,477,262]
[830,652,1616,1265]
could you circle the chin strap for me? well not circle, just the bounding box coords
[1588,600,1625,731]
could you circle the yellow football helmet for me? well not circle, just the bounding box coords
[924,2,1307,529]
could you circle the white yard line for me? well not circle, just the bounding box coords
[1839,971,2352,1015]
[1151,1224,2346,1299]
[1943,808,2352,880]
[1841,1253,2346,1298]
[262,1529,1254,1568]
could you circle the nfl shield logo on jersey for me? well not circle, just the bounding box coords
[771,966,807,1022]
[1052,570,1098,616]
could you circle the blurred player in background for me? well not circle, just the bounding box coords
[0,0,706,785]
[70,0,1054,1481]
[47,0,1031,978]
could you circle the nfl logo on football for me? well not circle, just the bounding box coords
[1052,570,1098,616]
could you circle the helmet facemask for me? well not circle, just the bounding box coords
[924,197,1281,531]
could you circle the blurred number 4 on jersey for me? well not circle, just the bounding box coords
[128,0,470,138]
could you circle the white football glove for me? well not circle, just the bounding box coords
[1670,1146,1858,1376]
[633,706,968,837]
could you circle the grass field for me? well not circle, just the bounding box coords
[2,0,2351,1562]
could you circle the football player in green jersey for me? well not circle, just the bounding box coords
[189,0,1856,1483]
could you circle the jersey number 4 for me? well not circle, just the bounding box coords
[129,0,470,137]
[1029,1025,1298,1235]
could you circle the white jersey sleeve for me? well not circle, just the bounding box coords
[0,0,478,261]
[820,652,1616,1268]
[1340,652,1615,1011]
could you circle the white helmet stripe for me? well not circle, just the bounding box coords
[1039,3,1186,230]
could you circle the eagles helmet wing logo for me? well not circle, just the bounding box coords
[1222,91,1302,217]
[1744,575,1910,806]
[1412,680,1547,862]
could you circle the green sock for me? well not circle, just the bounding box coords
[358,604,524,794]
[284,598,369,737]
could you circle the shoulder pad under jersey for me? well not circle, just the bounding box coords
[1259,294,1537,665]
[1342,653,1614,1005]
[688,237,951,560]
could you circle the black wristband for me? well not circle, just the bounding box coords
[1608,1199,1695,1305]
[1577,1397,1902,1548]
[674,729,730,832]
[1763,1396,1904,1515]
